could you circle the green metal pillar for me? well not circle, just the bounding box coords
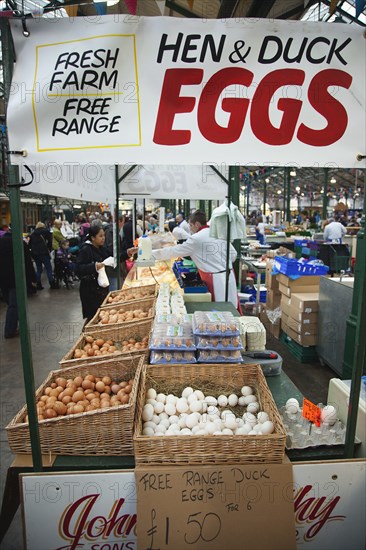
[286,168,291,223]
[283,169,287,216]
[263,179,267,220]
[229,166,241,284]
[1,20,42,471]
[322,168,329,220]
[343,198,366,457]
[207,201,212,220]
[184,200,190,220]
[199,200,205,212]
[114,165,121,289]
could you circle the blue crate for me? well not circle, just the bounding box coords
[272,256,329,280]
[294,239,309,247]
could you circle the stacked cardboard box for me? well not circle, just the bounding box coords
[278,274,320,347]
[265,260,281,310]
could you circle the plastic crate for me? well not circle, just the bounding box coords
[273,256,329,279]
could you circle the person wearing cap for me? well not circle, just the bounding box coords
[323,217,347,243]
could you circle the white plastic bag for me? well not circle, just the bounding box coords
[103,256,115,267]
[97,266,109,288]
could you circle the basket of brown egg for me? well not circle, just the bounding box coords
[60,319,152,367]
[100,283,158,307]
[84,297,156,333]
[6,355,145,456]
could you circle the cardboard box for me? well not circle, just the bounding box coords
[266,288,281,310]
[277,274,321,288]
[278,283,319,298]
[284,325,317,346]
[280,296,292,317]
[290,292,319,313]
[287,304,318,324]
[286,318,318,335]
[136,463,296,550]
[265,261,280,291]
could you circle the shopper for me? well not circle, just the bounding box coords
[0,230,37,338]
[75,225,111,322]
[104,222,137,290]
[255,216,266,245]
[28,222,54,290]
[152,210,239,308]
[176,213,190,234]
[168,220,190,244]
[323,217,347,243]
[52,219,64,252]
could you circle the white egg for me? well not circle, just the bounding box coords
[320,405,337,425]
[156,393,167,404]
[160,418,170,429]
[253,424,263,433]
[189,400,203,413]
[213,431,223,435]
[285,398,300,414]
[236,418,245,427]
[228,394,239,407]
[178,415,188,428]
[236,427,251,435]
[205,422,217,434]
[248,430,257,435]
[195,429,207,435]
[243,395,258,405]
[187,393,198,405]
[166,394,176,404]
[200,413,209,424]
[176,398,189,414]
[241,386,253,396]
[146,399,157,406]
[152,414,160,425]
[164,403,176,416]
[186,413,199,429]
[221,409,232,420]
[257,411,270,424]
[238,396,247,407]
[153,401,164,414]
[217,394,228,407]
[222,428,234,435]
[180,428,192,435]
[205,396,218,407]
[146,388,157,400]
[142,427,155,436]
[247,402,260,414]
[182,387,194,398]
[169,415,179,424]
[194,390,205,401]
[192,425,201,434]
[159,412,169,421]
[142,404,154,422]
[201,402,208,413]
[207,405,220,417]
[261,421,275,434]
[243,412,257,425]
[224,414,238,431]
[143,421,156,431]
[155,424,167,434]
[239,424,252,435]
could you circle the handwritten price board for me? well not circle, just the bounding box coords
[136,463,296,550]
[302,398,321,427]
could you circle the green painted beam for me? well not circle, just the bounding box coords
[229,166,241,284]
[322,168,329,220]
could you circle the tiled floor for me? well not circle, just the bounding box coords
[0,279,337,549]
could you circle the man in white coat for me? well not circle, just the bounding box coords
[176,213,191,235]
[153,211,239,308]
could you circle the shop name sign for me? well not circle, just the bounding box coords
[8,16,365,167]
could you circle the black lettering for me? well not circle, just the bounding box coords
[105,48,120,69]
[63,98,78,116]
[109,115,121,132]
[63,71,80,90]
[283,37,308,63]
[200,34,226,62]
[80,70,100,89]
[327,37,352,65]
[181,34,201,63]
[99,70,118,90]
[49,72,64,92]
[93,49,108,68]
[52,118,68,135]
[54,52,69,71]
[258,36,282,64]
[182,490,189,502]
[80,49,93,68]
[157,32,184,63]
[306,37,330,64]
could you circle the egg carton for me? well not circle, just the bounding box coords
[150,351,196,364]
[195,335,243,351]
[197,350,243,363]
[193,311,240,337]
[150,326,196,351]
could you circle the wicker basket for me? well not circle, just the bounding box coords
[101,284,157,307]
[84,296,156,333]
[59,320,153,368]
[134,363,286,465]
[6,356,144,456]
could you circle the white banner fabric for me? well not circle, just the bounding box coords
[8,16,365,168]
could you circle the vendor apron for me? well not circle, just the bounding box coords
[198,269,242,314]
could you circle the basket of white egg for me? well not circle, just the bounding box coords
[133,363,286,465]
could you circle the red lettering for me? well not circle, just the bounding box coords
[86,515,107,538]
[197,68,252,143]
[251,68,305,145]
[153,68,203,145]
[59,494,99,550]
[298,68,352,146]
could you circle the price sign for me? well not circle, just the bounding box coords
[136,464,296,550]
[302,398,321,427]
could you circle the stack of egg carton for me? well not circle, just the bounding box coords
[155,283,171,315]
[193,311,243,363]
[149,314,196,364]
[239,316,266,351]
[171,290,187,317]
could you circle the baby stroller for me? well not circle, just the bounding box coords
[54,255,74,289]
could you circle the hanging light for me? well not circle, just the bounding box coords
[295,186,301,193]
[265,178,270,184]
[277,190,282,195]
[330,177,336,184]
[290,169,297,177]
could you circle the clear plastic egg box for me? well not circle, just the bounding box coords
[193,311,240,337]
[150,324,196,351]
[197,350,243,363]
[195,335,243,351]
[150,351,197,364]
[154,313,193,326]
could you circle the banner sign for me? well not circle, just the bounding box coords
[20,461,365,550]
[8,16,365,168]
[119,164,228,199]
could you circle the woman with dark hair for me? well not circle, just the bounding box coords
[75,225,110,321]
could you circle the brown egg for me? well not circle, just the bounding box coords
[100,392,110,400]
[91,344,99,351]
[50,382,57,389]
[44,387,52,396]
[58,391,65,401]
[85,335,94,343]
[74,349,83,358]
[120,394,129,405]
[128,379,134,386]
[94,350,102,356]
[53,401,67,416]
[46,396,57,404]
[111,384,120,395]
[56,378,67,388]
[124,385,132,394]
[74,376,83,387]
[106,339,114,345]
[103,386,111,395]
[90,399,101,407]
[120,381,128,388]
[117,389,126,400]
[95,339,105,347]
[38,415,45,421]
[85,405,96,412]
[45,408,58,419]
[63,387,74,397]
[102,376,112,386]
[73,404,85,414]
[85,393,97,401]
[72,391,85,403]
[85,374,95,382]
[40,395,48,403]
[95,381,105,393]
[62,395,72,405]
